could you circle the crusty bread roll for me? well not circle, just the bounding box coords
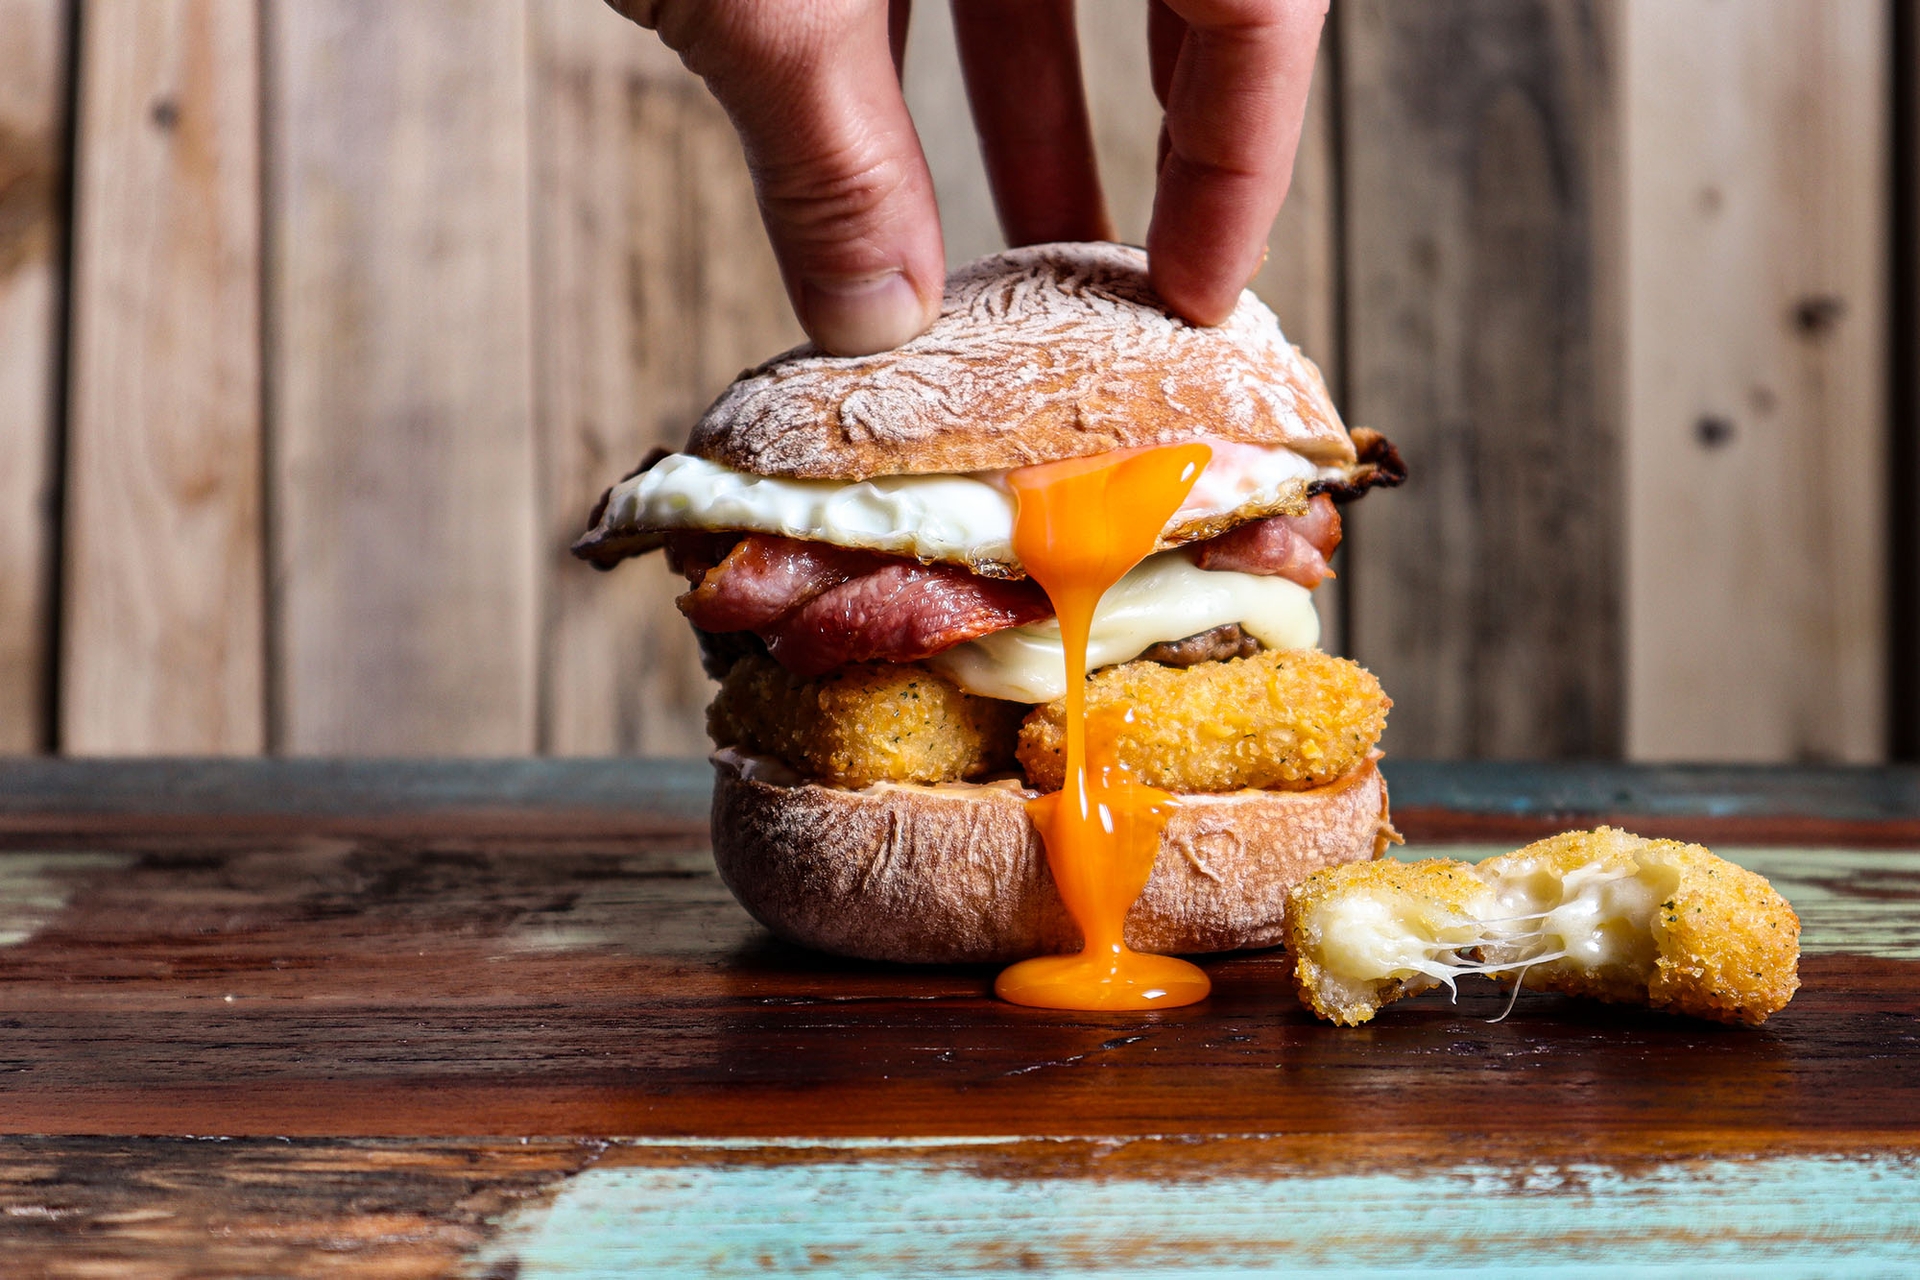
[687,242,1356,480]
[710,751,1394,964]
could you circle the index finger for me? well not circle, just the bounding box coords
[1146,0,1327,325]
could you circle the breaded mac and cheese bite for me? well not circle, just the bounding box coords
[1285,828,1801,1027]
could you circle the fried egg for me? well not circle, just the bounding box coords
[598,438,1339,573]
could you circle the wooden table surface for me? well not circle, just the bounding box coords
[1,759,1916,1277]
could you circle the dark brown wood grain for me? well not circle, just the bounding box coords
[0,1138,601,1278]
[0,827,1913,1165]
[1340,0,1622,758]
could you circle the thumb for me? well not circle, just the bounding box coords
[644,1,945,356]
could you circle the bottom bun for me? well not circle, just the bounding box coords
[709,752,1393,964]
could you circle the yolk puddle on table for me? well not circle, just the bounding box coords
[994,441,1214,1011]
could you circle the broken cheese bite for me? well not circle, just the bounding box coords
[1284,828,1800,1027]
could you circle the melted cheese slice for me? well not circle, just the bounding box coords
[928,551,1321,702]
[600,440,1337,570]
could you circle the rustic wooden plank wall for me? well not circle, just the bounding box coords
[1340,0,1890,762]
[1341,0,1623,759]
[0,0,66,754]
[1622,0,1888,763]
[0,0,1904,762]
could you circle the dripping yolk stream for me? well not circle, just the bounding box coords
[994,443,1214,1011]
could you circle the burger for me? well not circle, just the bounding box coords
[573,242,1405,964]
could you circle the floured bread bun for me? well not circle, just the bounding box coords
[711,752,1394,964]
[688,242,1356,480]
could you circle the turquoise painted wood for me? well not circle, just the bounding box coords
[480,1146,1920,1279]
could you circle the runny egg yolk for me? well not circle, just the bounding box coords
[993,443,1215,1011]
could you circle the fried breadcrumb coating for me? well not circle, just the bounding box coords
[1018,648,1389,794]
[708,655,1022,788]
[1285,858,1496,1026]
[1283,828,1800,1027]
[1477,829,1801,1025]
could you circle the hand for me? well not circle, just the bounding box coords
[611,1,1327,356]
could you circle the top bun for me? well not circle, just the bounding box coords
[686,242,1356,480]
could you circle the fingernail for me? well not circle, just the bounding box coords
[802,270,932,357]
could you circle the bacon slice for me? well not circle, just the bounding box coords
[676,535,871,632]
[1189,495,1342,587]
[765,561,1052,675]
[676,534,1050,675]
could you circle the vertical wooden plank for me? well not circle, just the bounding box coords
[1341,0,1622,758]
[0,0,66,754]
[528,0,799,756]
[61,0,264,754]
[1622,0,1887,763]
[267,1,538,754]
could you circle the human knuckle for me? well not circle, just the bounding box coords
[758,143,915,236]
